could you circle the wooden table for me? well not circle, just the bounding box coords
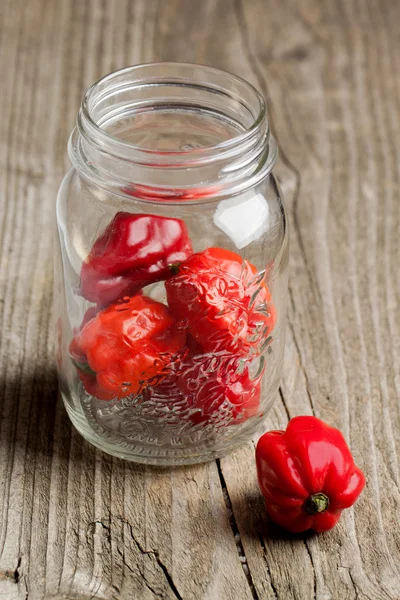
[1,1,400,598]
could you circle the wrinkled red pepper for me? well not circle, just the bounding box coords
[165,247,276,356]
[70,295,186,400]
[176,352,263,425]
[79,212,193,306]
[256,416,366,533]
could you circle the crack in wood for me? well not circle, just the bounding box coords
[338,565,363,600]
[303,540,316,600]
[86,516,182,599]
[117,516,183,600]
[347,569,360,600]
[0,556,21,586]
[15,556,21,585]
[216,459,260,600]
[278,386,291,421]
[115,542,165,599]
[88,519,111,542]
[0,556,29,598]
[257,533,278,600]
[348,571,360,600]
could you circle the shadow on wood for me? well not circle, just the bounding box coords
[0,367,59,460]
[237,489,317,544]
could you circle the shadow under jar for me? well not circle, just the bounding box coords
[55,63,289,465]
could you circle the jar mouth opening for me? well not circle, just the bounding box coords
[79,62,267,161]
[71,62,277,203]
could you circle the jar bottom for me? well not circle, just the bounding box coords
[61,387,278,466]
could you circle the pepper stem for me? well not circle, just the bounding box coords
[304,492,330,515]
[71,358,97,377]
[168,262,181,275]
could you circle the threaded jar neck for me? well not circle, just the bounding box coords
[69,62,277,203]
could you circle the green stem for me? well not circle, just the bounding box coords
[168,262,181,275]
[71,358,96,376]
[304,492,330,515]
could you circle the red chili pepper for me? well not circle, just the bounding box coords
[176,353,263,425]
[72,363,116,401]
[256,416,366,533]
[165,247,276,356]
[79,212,193,306]
[70,295,186,400]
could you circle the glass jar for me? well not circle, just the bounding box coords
[55,63,288,465]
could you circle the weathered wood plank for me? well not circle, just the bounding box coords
[0,0,400,599]
[218,1,400,599]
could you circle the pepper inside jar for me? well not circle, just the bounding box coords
[55,63,289,465]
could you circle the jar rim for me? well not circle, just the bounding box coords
[71,62,277,203]
[80,62,267,159]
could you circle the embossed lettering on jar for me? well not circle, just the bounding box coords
[54,63,289,465]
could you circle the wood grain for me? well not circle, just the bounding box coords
[1,0,400,598]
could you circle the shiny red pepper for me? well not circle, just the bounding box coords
[79,212,193,306]
[165,247,276,356]
[70,295,186,400]
[256,416,366,533]
[176,353,263,425]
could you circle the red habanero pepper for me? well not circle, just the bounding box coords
[176,353,262,425]
[69,309,116,401]
[165,247,276,356]
[69,295,186,400]
[256,416,366,533]
[79,212,193,306]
